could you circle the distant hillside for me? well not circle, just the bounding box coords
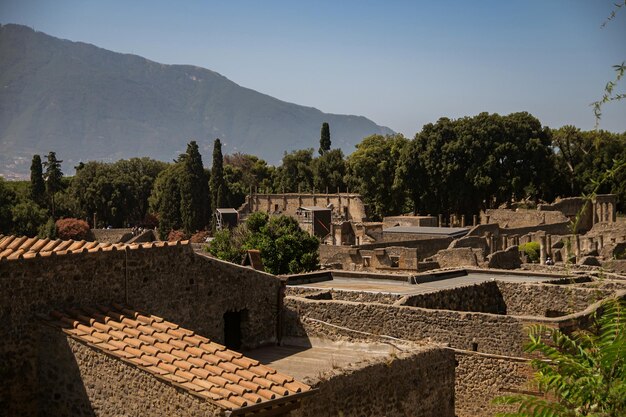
[0,24,393,177]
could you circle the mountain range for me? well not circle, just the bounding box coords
[0,24,393,178]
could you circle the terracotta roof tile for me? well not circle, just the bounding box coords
[46,304,312,413]
[0,235,189,261]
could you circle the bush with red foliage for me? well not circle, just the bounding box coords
[167,229,188,242]
[189,230,210,243]
[56,218,91,241]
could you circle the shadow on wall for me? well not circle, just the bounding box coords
[38,325,95,416]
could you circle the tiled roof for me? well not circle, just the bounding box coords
[45,303,312,415]
[0,235,187,261]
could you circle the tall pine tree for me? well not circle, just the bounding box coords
[319,122,331,155]
[43,152,63,217]
[30,154,46,205]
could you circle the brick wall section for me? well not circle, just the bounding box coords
[37,326,222,417]
[0,245,282,415]
[454,351,535,417]
[283,297,529,356]
[292,348,455,417]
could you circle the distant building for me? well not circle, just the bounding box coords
[215,208,239,230]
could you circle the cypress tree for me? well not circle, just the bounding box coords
[30,154,46,205]
[319,122,331,155]
[180,141,209,233]
[210,138,227,215]
[43,152,63,217]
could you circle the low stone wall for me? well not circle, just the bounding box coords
[36,326,221,416]
[283,297,529,356]
[496,281,613,317]
[286,287,403,304]
[483,209,568,228]
[293,347,455,417]
[455,351,534,417]
[400,281,506,314]
[436,247,480,268]
[91,228,134,243]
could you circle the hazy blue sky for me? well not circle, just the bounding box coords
[2,0,625,135]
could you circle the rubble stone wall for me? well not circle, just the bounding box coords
[35,327,221,416]
[0,245,282,415]
[293,347,455,417]
[455,351,534,417]
[283,297,529,356]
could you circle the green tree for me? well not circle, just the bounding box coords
[313,148,346,193]
[319,122,331,156]
[29,154,45,206]
[346,134,409,220]
[494,298,626,417]
[150,164,184,239]
[180,141,209,233]
[210,138,227,214]
[395,112,556,218]
[0,177,16,234]
[273,149,314,193]
[43,151,63,217]
[11,200,48,237]
[209,212,319,275]
[223,153,274,207]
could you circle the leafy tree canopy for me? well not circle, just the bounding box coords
[209,212,319,275]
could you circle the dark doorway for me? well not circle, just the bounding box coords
[224,310,245,350]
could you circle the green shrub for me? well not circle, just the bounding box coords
[519,241,540,263]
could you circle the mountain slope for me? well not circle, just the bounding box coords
[0,24,393,177]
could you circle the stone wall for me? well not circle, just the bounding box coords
[241,193,368,222]
[455,351,534,417]
[319,237,451,270]
[35,326,221,416]
[0,245,283,414]
[293,347,455,417]
[91,228,134,243]
[286,287,403,304]
[374,280,610,317]
[382,215,438,228]
[483,209,568,228]
[496,281,613,317]
[283,297,529,356]
[400,282,506,314]
[436,247,480,268]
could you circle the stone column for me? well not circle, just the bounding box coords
[473,215,478,226]
[450,215,454,227]
[575,235,581,257]
[491,236,497,254]
[587,237,594,254]
[438,214,443,227]
[546,234,552,257]
[539,235,547,265]
[592,202,597,225]
[485,232,492,254]
[461,215,466,227]
[598,234,604,249]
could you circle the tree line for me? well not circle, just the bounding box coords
[1,112,625,239]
